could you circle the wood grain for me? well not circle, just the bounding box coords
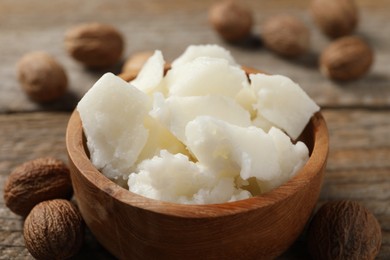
[1,109,389,258]
[1,0,389,259]
[66,67,327,259]
[1,0,390,112]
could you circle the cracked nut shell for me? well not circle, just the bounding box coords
[307,200,382,260]
[3,157,73,217]
[24,199,84,260]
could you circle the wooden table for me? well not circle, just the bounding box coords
[1,0,389,259]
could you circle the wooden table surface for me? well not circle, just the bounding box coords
[1,0,389,259]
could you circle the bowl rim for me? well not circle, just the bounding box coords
[66,68,329,218]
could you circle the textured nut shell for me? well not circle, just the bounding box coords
[320,36,373,81]
[307,200,382,260]
[209,0,253,42]
[3,157,73,217]
[310,0,358,38]
[261,15,310,57]
[17,51,68,102]
[64,23,124,68]
[24,199,84,260]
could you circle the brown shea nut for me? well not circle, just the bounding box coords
[24,199,84,259]
[320,36,373,81]
[17,51,68,103]
[307,200,382,260]
[64,22,124,68]
[310,0,359,38]
[209,0,253,42]
[261,15,310,58]
[3,157,73,217]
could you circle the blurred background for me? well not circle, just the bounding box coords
[1,0,389,112]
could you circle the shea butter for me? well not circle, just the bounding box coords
[78,44,320,204]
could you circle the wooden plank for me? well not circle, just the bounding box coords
[0,109,389,258]
[1,0,389,258]
[0,112,70,259]
[0,0,390,112]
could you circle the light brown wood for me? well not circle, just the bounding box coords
[1,0,390,113]
[66,66,329,259]
[1,109,389,258]
[1,0,390,258]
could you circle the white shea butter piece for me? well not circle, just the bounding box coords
[136,115,191,163]
[186,116,281,180]
[269,127,309,178]
[186,116,309,188]
[257,127,309,192]
[251,114,274,133]
[171,44,237,68]
[194,178,252,204]
[78,44,320,204]
[235,86,257,119]
[77,73,151,180]
[128,150,251,204]
[150,95,251,143]
[130,50,165,94]
[166,57,248,97]
[250,74,320,140]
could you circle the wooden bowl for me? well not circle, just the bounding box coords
[66,68,329,259]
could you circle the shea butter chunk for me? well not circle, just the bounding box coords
[78,73,150,180]
[250,74,320,140]
[151,95,251,143]
[257,127,309,192]
[136,115,191,163]
[251,114,274,132]
[166,57,248,97]
[128,150,250,204]
[235,86,257,119]
[130,50,165,94]
[171,44,237,68]
[269,127,308,177]
[186,116,281,180]
[78,44,320,203]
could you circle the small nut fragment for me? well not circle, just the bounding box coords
[310,0,359,38]
[64,22,124,68]
[3,157,73,217]
[320,36,373,81]
[307,200,382,260]
[17,51,68,103]
[122,51,154,74]
[24,199,84,259]
[209,0,253,42]
[261,15,310,57]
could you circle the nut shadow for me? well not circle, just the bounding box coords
[225,33,264,51]
[331,71,390,92]
[270,49,320,71]
[81,59,125,77]
[69,227,116,260]
[37,90,80,112]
